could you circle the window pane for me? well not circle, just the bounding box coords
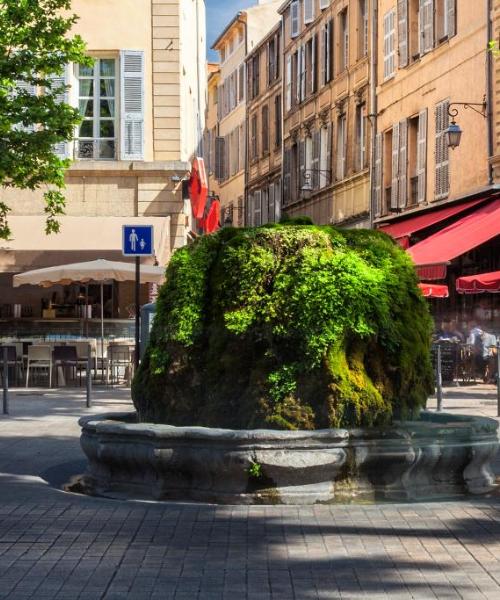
[100,99,115,118]
[79,99,94,117]
[79,120,94,137]
[77,140,94,159]
[78,79,93,97]
[100,79,115,97]
[99,140,115,159]
[99,120,115,138]
[100,59,115,77]
[78,64,94,77]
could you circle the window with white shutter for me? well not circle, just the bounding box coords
[322,21,332,86]
[358,0,369,58]
[374,133,383,216]
[291,1,300,38]
[383,9,396,80]
[419,0,434,56]
[120,50,144,161]
[304,0,314,24]
[319,126,330,188]
[215,136,225,181]
[283,149,291,205]
[275,178,282,221]
[398,119,408,208]
[268,183,275,223]
[435,100,449,200]
[320,0,330,9]
[398,0,409,68]
[239,64,245,103]
[262,187,269,224]
[416,109,427,203]
[340,9,349,71]
[446,0,456,38]
[391,122,400,210]
[336,115,347,180]
[299,45,306,102]
[254,190,262,226]
[312,130,320,188]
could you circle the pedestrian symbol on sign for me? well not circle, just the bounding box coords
[123,225,154,257]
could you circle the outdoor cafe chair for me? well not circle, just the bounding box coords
[107,343,133,386]
[53,346,80,386]
[0,345,23,386]
[26,345,53,388]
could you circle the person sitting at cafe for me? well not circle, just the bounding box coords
[467,323,498,382]
[435,319,463,342]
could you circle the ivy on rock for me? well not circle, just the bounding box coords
[132,223,434,430]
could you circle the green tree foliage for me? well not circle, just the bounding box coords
[133,224,434,430]
[0,0,91,239]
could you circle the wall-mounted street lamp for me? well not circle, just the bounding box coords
[301,169,332,200]
[445,97,487,150]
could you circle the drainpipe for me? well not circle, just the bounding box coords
[243,15,249,226]
[486,0,495,185]
[369,0,379,228]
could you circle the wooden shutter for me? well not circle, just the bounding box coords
[435,100,449,200]
[268,183,275,223]
[391,122,400,209]
[286,55,292,110]
[312,130,320,189]
[300,45,306,102]
[416,109,427,204]
[239,64,245,103]
[247,193,253,226]
[291,1,300,37]
[299,139,305,191]
[311,35,317,94]
[326,123,332,185]
[398,0,409,68]
[261,187,269,224]
[48,65,71,158]
[420,0,434,55]
[15,78,37,133]
[215,136,225,181]
[383,10,396,80]
[374,133,383,216]
[120,50,144,160]
[398,119,408,208]
[446,0,456,38]
[304,0,314,24]
[275,178,282,221]
[254,190,262,226]
[283,149,291,205]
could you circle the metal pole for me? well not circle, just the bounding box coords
[101,282,104,382]
[135,256,140,371]
[86,343,92,408]
[496,340,500,418]
[436,344,443,412]
[2,346,9,415]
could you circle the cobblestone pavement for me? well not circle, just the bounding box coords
[0,385,498,599]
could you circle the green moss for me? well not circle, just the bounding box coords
[132,224,434,429]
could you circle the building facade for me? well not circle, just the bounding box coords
[0,0,206,321]
[245,23,283,225]
[280,0,371,227]
[374,0,491,221]
[492,0,500,183]
[211,0,282,227]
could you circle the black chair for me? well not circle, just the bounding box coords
[0,345,23,386]
[53,346,80,386]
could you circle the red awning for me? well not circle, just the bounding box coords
[456,271,500,294]
[378,197,487,243]
[418,283,449,298]
[203,200,220,234]
[408,198,500,268]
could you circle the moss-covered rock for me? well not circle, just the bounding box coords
[132,224,434,430]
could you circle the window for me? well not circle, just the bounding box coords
[268,37,276,84]
[304,0,315,24]
[77,58,116,160]
[383,9,396,80]
[358,0,368,58]
[398,0,409,68]
[291,1,300,38]
[220,46,226,63]
[322,20,333,85]
[435,100,450,199]
[408,115,420,205]
[408,0,420,62]
[320,0,330,8]
[274,94,282,147]
[298,45,306,102]
[383,129,393,212]
[436,0,456,41]
[251,113,258,160]
[305,36,317,96]
[319,125,331,188]
[228,37,234,55]
[355,103,367,171]
[336,114,347,180]
[339,9,349,72]
[251,55,260,99]
[262,105,269,155]
[239,64,245,103]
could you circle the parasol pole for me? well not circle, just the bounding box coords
[101,282,104,382]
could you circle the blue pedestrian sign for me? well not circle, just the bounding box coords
[123,225,154,257]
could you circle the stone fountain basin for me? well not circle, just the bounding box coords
[79,411,499,505]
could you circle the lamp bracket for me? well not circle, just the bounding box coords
[448,96,487,120]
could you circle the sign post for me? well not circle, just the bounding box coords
[123,225,154,371]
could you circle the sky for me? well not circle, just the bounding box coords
[205,0,254,61]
